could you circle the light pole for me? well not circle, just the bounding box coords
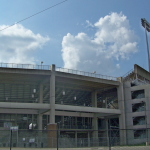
[41,61,43,70]
[141,18,150,72]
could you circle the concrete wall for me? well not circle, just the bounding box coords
[124,79,150,144]
[134,64,150,81]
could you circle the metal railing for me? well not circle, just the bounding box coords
[0,62,117,81]
[122,69,134,81]
[0,62,50,70]
[56,67,117,81]
[58,125,92,130]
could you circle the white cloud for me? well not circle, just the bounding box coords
[0,24,49,64]
[61,12,138,75]
[86,20,94,28]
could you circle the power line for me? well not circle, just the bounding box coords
[0,0,68,32]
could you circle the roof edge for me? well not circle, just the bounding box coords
[134,64,150,80]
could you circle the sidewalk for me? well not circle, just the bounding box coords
[0,146,150,150]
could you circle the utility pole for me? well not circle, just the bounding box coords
[141,18,150,72]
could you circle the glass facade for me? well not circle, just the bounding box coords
[55,87,92,107]
[97,88,118,109]
[56,116,93,129]
[0,83,39,103]
[0,114,38,129]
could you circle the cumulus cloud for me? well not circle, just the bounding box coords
[0,24,49,64]
[61,12,138,75]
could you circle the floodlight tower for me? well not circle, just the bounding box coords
[141,18,150,72]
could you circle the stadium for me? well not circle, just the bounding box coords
[0,63,150,149]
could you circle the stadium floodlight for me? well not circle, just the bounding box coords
[141,18,150,32]
[141,18,150,72]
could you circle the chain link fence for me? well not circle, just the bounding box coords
[0,129,150,149]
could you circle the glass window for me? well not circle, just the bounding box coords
[131,90,145,99]
[132,102,145,112]
[134,129,146,139]
[133,116,145,125]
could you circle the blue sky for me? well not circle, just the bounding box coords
[0,0,150,77]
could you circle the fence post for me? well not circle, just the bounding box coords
[57,129,58,150]
[75,131,77,147]
[10,130,12,150]
[108,119,111,150]
[88,131,90,147]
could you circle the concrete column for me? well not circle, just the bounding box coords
[92,115,98,146]
[92,90,97,107]
[38,114,42,130]
[117,77,127,145]
[47,64,57,148]
[38,114,43,145]
[38,84,43,130]
[50,64,56,124]
[92,116,98,132]
[39,84,43,103]
[104,118,109,146]
[92,90,98,145]
[47,124,57,148]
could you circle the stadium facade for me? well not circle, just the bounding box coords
[0,63,150,145]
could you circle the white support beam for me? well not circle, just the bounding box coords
[0,103,121,117]
[0,108,38,114]
[55,104,121,115]
[0,102,50,109]
[55,111,94,117]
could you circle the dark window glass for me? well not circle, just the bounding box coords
[131,90,145,99]
[134,129,146,139]
[133,116,145,125]
[132,103,145,112]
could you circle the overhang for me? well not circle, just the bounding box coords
[0,102,120,117]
